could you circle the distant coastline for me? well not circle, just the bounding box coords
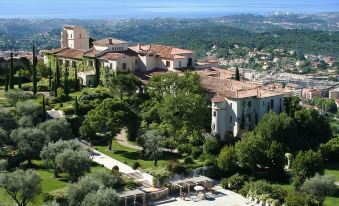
[1,0,338,19]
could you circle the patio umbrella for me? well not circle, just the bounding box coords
[194,185,204,191]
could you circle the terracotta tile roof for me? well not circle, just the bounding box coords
[201,76,284,99]
[83,48,102,58]
[129,44,193,60]
[211,96,226,103]
[93,38,127,45]
[43,48,68,55]
[55,48,84,60]
[99,53,125,61]
[195,67,235,79]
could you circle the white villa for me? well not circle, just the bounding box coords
[44,26,285,138]
[200,73,285,138]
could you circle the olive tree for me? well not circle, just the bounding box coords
[40,140,82,177]
[142,129,166,166]
[0,170,41,206]
[10,128,46,165]
[38,118,73,142]
[81,188,120,206]
[300,174,336,203]
[55,149,91,182]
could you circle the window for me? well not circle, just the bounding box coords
[213,111,217,117]
[248,115,251,123]
[262,101,265,106]
[135,59,138,65]
[166,61,170,67]
[70,34,72,39]
[79,34,82,38]
[179,61,182,67]
[230,116,232,123]
[271,99,274,109]
[110,63,113,69]
[122,63,127,70]
[230,103,232,108]
[248,101,252,107]
[72,61,76,68]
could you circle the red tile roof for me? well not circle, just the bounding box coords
[129,44,193,60]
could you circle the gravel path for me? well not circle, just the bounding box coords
[116,129,142,150]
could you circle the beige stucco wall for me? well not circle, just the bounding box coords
[61,26,89,50]
[212,94,284,138]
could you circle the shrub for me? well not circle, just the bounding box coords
[166,160,187,174]
[177,143,192,155]
[43,187,68,203]
[66,115,83,136]
[124,180,142,190]
[239,180,287,203]
[221,173,247,192]
[112,165,119,172]
[57,88,66,101]
[184,156,194,164]
[300,174,336,203]
[320,137,339,161]
[132,162,140,170]
[203,137,221,156]
[191,147,203,159]
[291,150,323,188]
[63,106,75,115]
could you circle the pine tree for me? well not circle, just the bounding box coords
[32,45,37,96]
[18,70,22,89]
[74,96,79,115]
[64,66,69,98]
[42,95,46,121]
[94,58,100,87]
[4,63,8,92]
[9,52,14,89]
[48,63,52,90]
[235,66,240,81]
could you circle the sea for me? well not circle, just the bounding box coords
[0,0,339,19]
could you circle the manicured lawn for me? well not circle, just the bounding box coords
[324,161,339,181]
[324,195,339,206]
[95,140,182,169]
[0,159,108,206]
[95,140,204,170]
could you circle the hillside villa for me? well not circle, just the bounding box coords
[43,26,285,138]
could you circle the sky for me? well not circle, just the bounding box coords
[1,0,338,19]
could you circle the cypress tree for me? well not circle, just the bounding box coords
[94,58,100,87]
[55,60,61,88]
[42,95,46,121]
[74,65,79,91]
[9,52,14,89]
[53,71,58,97]
[32,45,37,96]
[18,69,22,89]
[235,66,240,81]
[48,63,52,90]
[4,63,8,92]
[74,96,79,115]
[64,66,69,98]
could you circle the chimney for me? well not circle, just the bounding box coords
[108,38,112,44]
[137,44,141,50]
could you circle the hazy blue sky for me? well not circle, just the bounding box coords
[1,0,338,19]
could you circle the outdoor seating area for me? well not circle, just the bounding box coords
[119,189,146,206]
[169,175,215,202]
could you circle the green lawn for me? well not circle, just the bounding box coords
[95,140,183,169]
[0,160,108,206]
[324,161,339,181]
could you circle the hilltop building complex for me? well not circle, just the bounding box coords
[44,26,285,138]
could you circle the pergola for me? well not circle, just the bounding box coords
[169,176,213,198]
[119,189,146,206]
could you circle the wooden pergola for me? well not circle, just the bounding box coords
[119,189,146,206]
[169,176,213,198]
